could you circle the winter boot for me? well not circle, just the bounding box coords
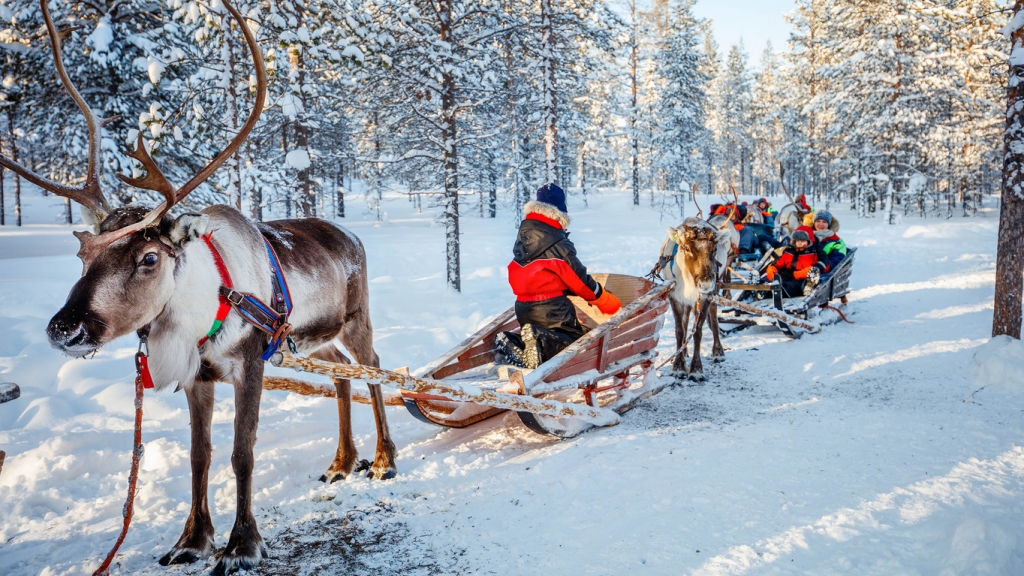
[520,323,542,369]
[495,332,528,369]
[802,267,821,297]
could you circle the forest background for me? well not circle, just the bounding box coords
[0,0,1007,290]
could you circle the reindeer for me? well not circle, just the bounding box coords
[4,2,396,573]
[657,190,739,380]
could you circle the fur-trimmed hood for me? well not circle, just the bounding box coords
[524,200,570,230]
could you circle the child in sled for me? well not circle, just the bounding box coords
[764,227,828,298]
[496,183,621,369]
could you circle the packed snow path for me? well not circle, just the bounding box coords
[1,187,1022,575]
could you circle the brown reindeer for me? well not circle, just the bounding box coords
[658,215,739,380]
[3,2,396,573]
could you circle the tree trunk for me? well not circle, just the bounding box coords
[540,0,559,185]
[577,146,588,208]
[248,141,262,221]
[441,0,460,291]
[993,1,1024,338]
[1,165,5,226]
[222,16,243,210]
[282,123,292,218]
[630,0,639,206]
[337,163,346,218]
[7,108,20,227]
[488,164,497,218]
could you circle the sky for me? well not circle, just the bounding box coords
[692,0,795,64]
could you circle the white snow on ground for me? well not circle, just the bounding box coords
[1,185,1023,575]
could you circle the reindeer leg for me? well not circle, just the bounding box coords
[213,338,268,576]
[341,311,397,480]
[159,381,216,566]
[689,298,709,381]
[709,299,726,362]
[670,298,690,377]
[311,346,360,483]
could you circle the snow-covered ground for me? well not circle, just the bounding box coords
[2,185,1023,575]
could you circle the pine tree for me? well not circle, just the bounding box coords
[653,0,707,199]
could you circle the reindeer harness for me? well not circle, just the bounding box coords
[199,232,295,361]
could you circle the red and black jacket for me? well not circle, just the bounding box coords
[507,204,603,304]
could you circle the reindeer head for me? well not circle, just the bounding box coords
[0,0,267,356]
[669,218,719,295]
[46,209,212,356]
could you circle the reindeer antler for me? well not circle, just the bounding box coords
[719,180,741,228]
[778,161,797,207]
[71,0,268,267]
[0,0,111,220]
[692,183,704,220]
[118,0,267,204]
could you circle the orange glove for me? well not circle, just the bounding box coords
[591,289,622,315]
[793,267,810,280]
[765,266,778,282]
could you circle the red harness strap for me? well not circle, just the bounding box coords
[197,232,234,348]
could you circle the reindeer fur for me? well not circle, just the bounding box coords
[47,205,395,574]
[659,216,739,380]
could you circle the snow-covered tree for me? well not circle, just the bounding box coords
[653,0,707,197]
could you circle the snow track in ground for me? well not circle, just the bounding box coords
[2,186,1021,575]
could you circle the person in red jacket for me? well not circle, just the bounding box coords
[496,183,621,369]
[764,227,827,297]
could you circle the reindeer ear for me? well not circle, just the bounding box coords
[166,213,209,251]
[667,227,680,243]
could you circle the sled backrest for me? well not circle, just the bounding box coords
[546,275,668,383]
[568,273,655,329]
[805,247,856,308]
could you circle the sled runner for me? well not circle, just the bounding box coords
[269,274,672,438]
[717,248,857,338]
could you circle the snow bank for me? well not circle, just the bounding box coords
[971,335,1024,393]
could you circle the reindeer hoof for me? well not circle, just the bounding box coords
[688,371,706,382]
[319,472,345,483]
[355,459,372,473]
[212,526,267,576]
[159,534,215,566]
[320,457,361,483]
[368,465,397,480]
[712,354,725,363]
[158,549,200,566]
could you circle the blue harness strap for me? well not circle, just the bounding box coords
[215,236,296,361]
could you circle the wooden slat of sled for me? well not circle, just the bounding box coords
[433,349,497,379]
[548,330,659,383]
[547,319,662,382]
[721,283,773,292]
[262,375,404,406]
[614,301,668,334]
[555,306,664,376]
[523,283,670,393]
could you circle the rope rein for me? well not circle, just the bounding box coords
[91,327,151,576]
[821,304,855,324]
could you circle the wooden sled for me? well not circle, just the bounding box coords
[270,274,672,438]
[717,248,857,338]
[0,383,20,477]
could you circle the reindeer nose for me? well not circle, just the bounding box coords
[47,318,90,352]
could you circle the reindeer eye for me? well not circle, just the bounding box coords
[140,252,159,267]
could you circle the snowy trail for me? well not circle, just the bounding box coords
[2,187,1022,575]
